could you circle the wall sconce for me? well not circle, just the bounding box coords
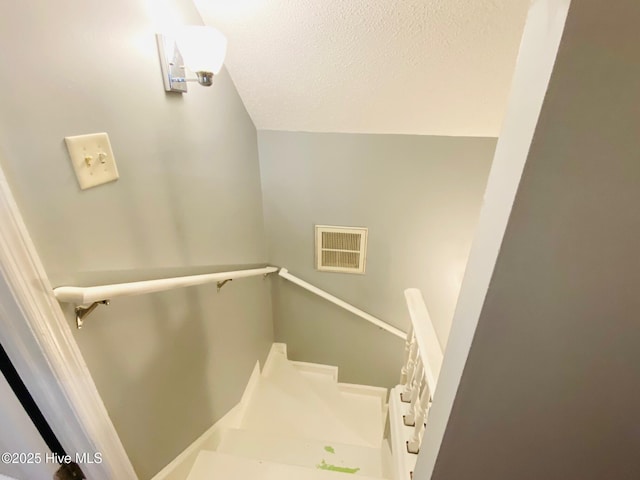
[156,26,227,93]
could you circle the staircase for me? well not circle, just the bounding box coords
[153,287,439,480]
[176,343,393,480]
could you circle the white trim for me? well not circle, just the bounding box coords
[337,382,388,411]
[235,362,262,431]
[149,404,243,480]
[54,266,278,305]
[404,288,443,398]
[150,361,261,480]
[389,385,417,480]
[278,268,405,339]
[0,372,58,479]
[413,1,571,478]
[291,360,339,383]
[0,169,137,478]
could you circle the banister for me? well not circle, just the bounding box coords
[54,266,278,304]
[389,288,442,476]
[54,265,403,337]
[404,288,443,397]
[278,268,405,339]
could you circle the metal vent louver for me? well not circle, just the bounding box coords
[315,225,368,274]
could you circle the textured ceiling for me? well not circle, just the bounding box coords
[194,0,530,136]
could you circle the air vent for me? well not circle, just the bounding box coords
[315,225,368,274]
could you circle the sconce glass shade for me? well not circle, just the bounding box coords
[175,26,227,77]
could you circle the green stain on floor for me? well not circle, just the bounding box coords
[324,446,335,454]
[317,459,360,474]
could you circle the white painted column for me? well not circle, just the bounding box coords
[400,325,415,386]
[404,360,424,426]
[401,341,419,401]
[407,387,430,454]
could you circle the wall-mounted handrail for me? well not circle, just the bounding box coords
[54,266,278,305]
[404,288,443,397]
[54,265,403,337]
[278,268,405,339]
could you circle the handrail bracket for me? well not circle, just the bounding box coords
[75,300,110,329]
[216,279,232,292]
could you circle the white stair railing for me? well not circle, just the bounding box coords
[389,288,443,480]
[53,265,407,337]
[399,324,415,386]
[407,382,430,453]
[278,268,405,339]
[400,339,419,401]
[53,266,278,328]
[403,359,423,425]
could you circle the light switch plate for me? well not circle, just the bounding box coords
[64,132,119,190]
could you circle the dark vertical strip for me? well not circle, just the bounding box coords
[0,341,66,458]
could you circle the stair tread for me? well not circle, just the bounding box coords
[186,450,385,480]
[241,378,372,446]
[258,346,384,446]
[292,360,339,383]
[217,428,384,477]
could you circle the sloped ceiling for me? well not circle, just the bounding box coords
[194,0,530,136]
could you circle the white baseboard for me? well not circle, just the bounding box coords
[236,361,262,426]
[291,360,339,382]
[151,361,261,480]
[262,342,287,376]
[338,382,389,407]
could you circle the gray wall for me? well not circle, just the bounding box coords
[258,131,495,387]
[0,1,272,478]
[432,1,640,479]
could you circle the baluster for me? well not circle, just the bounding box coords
[407,385,431,454]
[401,339,418,401]
[399,325,415,386]
[403,359,423,426]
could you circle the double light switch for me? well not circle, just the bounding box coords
[64,132,119,190]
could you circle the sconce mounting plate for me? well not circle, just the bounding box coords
[156,34,188,93]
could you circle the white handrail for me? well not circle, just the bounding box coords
[53,266,278,305]
[278,268,405,339]
[404,288,443,397]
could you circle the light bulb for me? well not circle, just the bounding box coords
[175,26,227,84]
